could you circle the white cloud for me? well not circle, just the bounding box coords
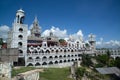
[42,26,84,41]
[77,30,83,37]
[96,38,120,48]
[29,24,33,29]
[27,30,31,36]
[1,25,119,48]
[0,25,10,40]
[42,26,68,38]
[70,30,84,41]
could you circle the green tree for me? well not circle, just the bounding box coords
[81,54,93,67]
[108,58,115,67]
[76,67,86,80]
[59,39,67,46]
[96,54,109,66]
[114,57,120,68]
[0,38,3,45]
[85,43,90,48]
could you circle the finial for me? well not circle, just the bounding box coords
[34,16,38,22]
[17,8,24,13]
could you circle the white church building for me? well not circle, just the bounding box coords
[7,9,96,67]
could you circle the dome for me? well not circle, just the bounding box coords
[17,8,24,13]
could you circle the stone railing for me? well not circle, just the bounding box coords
[0,62,11,79]
[13,69,43,80]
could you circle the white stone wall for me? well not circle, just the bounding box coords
[25,46,84,67]
[7,9,28,57]
[10,23,28,57]
[96,49,120,59]
[13,69,40,80]
[0,62,11,79]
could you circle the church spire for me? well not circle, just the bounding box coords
[31,16,41,37]
[34,16,38,23]
[33,16,39,27]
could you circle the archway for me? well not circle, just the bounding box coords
[55,61,58,64]
[42,62,47,65]
[49,61,53,65]
[49,56,53,60]
[27,63,33,66]
[35,63,40,66]
[59,60,62,63]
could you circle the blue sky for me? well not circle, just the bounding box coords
[0,0,120,42]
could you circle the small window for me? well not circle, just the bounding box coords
[18,42,22,47]
[19,28,23,32]
[19,50,23,53]
[18,35,23,39]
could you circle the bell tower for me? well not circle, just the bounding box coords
[16,9,25,24]
[7,9,28,61]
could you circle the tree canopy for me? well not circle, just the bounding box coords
[0,38,3,45]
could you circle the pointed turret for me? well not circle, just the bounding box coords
[31,16,41,37]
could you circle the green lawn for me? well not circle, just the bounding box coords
[12,67,73,80]
[12,67,35,77]
[40,68,73,80]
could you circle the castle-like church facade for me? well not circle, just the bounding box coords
[7,9,96,67]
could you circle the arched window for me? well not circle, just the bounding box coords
[64,60,66,62]
[77,41,79,48]
[49,61,53,65]
[28,57,33,60]
[27,57,33,62]
[35,63,40,66]
[19,28,23,32]
[46,50,50,53]
[64,55,66,58]
[55,61,58,64]
[27,63,33,66]
[49,56,53,59]
[34,50,38,53]
[56,50,59,53]
[59,60,62,63]
[42,56,47,61]
[19,50,23,53]
[78,58,81,61]
[36,57,40,59]
[41,50,44,53]
[68,55,70,57]
[64,49,66,53]
[71,59,74,62]
[51,50,54,52]
[71,55,74,57]
[68,59,70,62]
[68,49,70,52]
[55,56,58,59]
[18,35,23,39]
[42,62,47,65]
[78,54,81,57]
[75,59,77,61]
[59,55,62,58]
[18,42,22,47]
[71,50,74,52]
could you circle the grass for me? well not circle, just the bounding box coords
[12,67,35,77]
[12,67,73,80]
[40,68,73,80]
[11,66,111,80]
